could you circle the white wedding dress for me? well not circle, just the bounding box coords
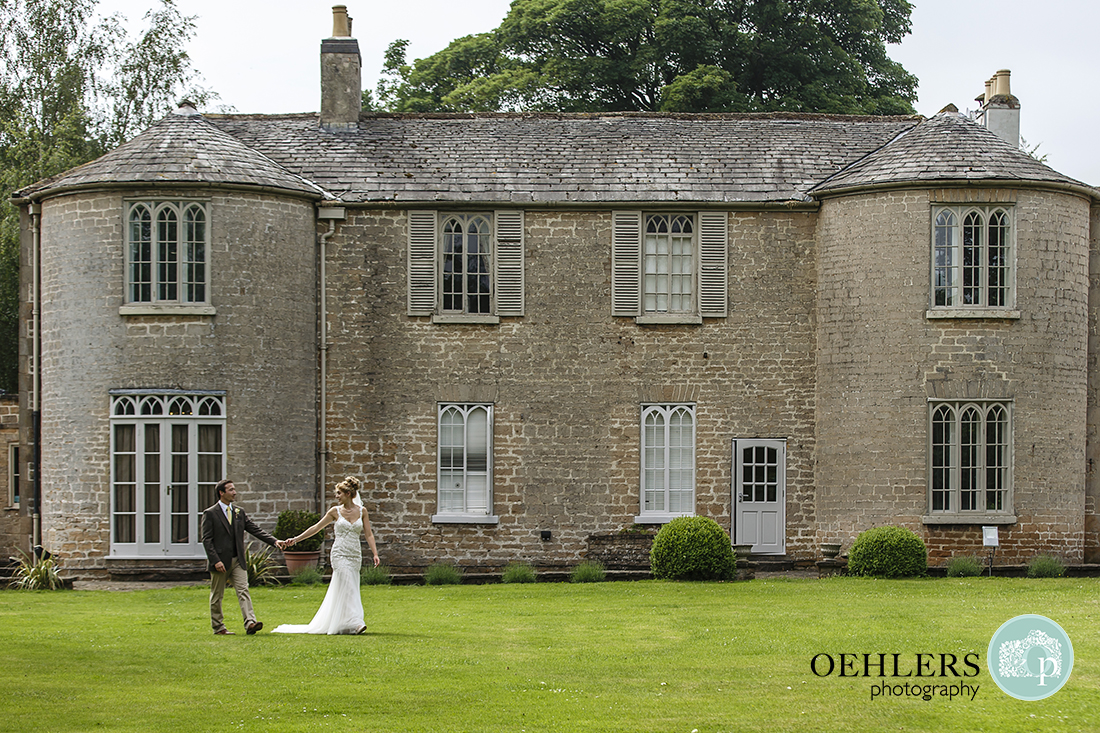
[273,510,365,635]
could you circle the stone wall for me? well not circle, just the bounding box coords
[0,395,29,560]
[321,208,820,570]
[24,188,319,575]
[1087,201,1100,563]
[816,188,1090,564]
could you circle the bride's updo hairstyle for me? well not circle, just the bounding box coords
[336,476,361,498]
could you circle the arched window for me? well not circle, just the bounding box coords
[639,404,696,519]
[928,401,1012,516]
[126,201,209,305]
[932,206,1013,309]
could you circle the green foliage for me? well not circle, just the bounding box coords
[288,565,323,586]
[945,555,984,578]
[360,564,393,586]
[847,526,927,578]
[501,562,537,584]
[273,509,324,552]
[0,0,214,393]
[375,0,917,115]
[649,516,737,581]
[10,549,64,590]
[424,562,464,585]
[569,559,606,583]
[1026,554,1066,578]
[245,542,277,586]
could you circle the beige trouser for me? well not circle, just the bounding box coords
[210,558,256,632]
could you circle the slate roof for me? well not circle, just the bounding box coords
[205,112,919,204]
[811,111,1086,195]
[17,108,330,200]
[17,109,1096,205]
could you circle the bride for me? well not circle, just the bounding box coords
[273,476,380,635]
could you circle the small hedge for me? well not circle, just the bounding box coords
[945,554,984,578]
[570,560,606,583]
[649,516,737,581]
[501,563,537,584]
[1027,554,1065,578]
[847,526,927,578]
[424,562,464,585]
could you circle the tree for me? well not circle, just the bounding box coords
[377,0,917,115]
[0,0,213,393]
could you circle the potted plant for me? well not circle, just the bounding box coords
[274,509,325,574]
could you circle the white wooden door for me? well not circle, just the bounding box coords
[733,439,786,554]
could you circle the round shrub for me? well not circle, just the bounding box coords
[360,564,393,585]
[649,516,737,581]
[847,526,927,578]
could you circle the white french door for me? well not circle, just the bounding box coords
[733,439,786,555]
[109,392,225,558]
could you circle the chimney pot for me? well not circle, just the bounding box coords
[331,5,350,37]
[993,69,1011,97]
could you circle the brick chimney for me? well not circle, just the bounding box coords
[320,5,361,129]
[977,69,1020,148]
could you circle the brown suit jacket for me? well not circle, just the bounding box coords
[200,502,278,573]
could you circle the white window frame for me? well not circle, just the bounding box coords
[929,205,1016,318]
[924,399,1015,524]
[407,210,524,323]
[121,200,215,316]
[612,211,727,323]
[109,390,226,558]
[432,403,499,524]
[635,403,696,523]
[6,443,18,508]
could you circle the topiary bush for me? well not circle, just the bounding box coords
[1027,554,1065,578]
[649,516,737,581]
[847,526,927,578]
[945,554,984,578]
[274,509,325,552]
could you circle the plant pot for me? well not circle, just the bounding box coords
[732,544,753,559]
[282,550,322,575]
[820,543,842,559]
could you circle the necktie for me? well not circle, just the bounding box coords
[226,506,232,525]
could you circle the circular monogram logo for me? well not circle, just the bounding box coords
[987,615,1073,700]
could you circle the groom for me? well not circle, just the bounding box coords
[200,479,285,635]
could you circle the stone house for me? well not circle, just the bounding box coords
[11,7,1100,577]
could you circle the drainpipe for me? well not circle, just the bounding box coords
[316,206,345,512]
[29,203,41,548]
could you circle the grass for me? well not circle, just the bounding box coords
[1,577,1098,732]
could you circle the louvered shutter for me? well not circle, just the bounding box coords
[611,211,642,316]
[697,211,728,317]
[407,210,437,316]
[494,210,524,316]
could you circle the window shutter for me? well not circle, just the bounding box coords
[494,210,524,317]
[407,210,437,316]
[698,211,728,317]
[611,211,642,316]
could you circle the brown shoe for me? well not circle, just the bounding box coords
[246,621,263,635]
[214,629,235,635]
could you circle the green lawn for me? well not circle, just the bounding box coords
[1,577,1097,732]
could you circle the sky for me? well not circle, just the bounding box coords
[97,0,1099,186]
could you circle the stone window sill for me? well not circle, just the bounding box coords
[120,304,216,317]
[636,315,703,326]
[431,514,500,525]
[925,309,1020,321]
[922,514,1017,525]
[633,513,694,524]
[431,315,500,325]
